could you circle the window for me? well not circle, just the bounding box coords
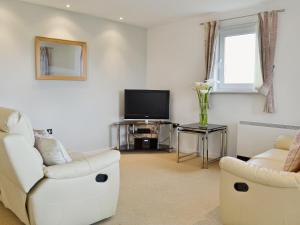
[215,22,261,93]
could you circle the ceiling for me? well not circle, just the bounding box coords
[20,0,270,28]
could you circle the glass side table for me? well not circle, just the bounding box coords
[177,123,227,169]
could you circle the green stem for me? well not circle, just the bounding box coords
[196,92,209,126]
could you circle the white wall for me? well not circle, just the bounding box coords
[147,0,300,156]
[2,0,299,155]
[0,0,147,151]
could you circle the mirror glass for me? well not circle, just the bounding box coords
[40,42,83,76]
[35,37,87,81]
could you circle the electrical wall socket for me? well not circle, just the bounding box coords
[47,129,53,135]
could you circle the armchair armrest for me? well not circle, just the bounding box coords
[220,157,300,188]
[274,135,293,150]
[44,150,120,179]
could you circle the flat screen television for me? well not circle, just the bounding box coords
[124,89,170,120]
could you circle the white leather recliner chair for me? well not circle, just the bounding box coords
[220,135,300,225]
[0,107,120,225]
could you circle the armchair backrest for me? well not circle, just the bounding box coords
[274,135,294,151]
[0,107,44,225]
[0,107,35,146]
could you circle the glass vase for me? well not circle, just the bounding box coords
[199,103,208,126]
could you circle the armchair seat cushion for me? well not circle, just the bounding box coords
[248,158,285,171]
[252,148,289,162]
[68,148,112,160]
[44,150,120,179]
[247,148,289,171]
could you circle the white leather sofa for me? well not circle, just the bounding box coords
[0,107,120,225]
[220,135,300,225]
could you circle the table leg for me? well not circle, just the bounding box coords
[109,124,113,148]
[126,125,130,150]
[202,135,205,168]
[205,131,209,169]
[157,124,161,149]
[169,124,173,152]
[117,125,121,150]
[224,128,228,156]
[221,130,224,157]
[177,130,180,163]
[197,135,200,157]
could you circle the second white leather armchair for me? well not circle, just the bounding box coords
[220,135,300,225]
[0,107,120,225]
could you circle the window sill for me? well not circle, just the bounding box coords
[212,89,259,94]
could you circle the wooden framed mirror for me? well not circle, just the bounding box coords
[35,36,87,81]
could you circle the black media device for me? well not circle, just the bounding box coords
[134,138,158,150]
[136,128,151,134]
[124,89,170,120]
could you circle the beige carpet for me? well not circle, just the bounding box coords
[0,152,222,225]
[98,152,222,225]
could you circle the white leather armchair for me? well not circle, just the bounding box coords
[0,107,120,225]
[220,135,300,225]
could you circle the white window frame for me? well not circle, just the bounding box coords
[214,22,259,93]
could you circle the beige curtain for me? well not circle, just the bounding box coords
[40,47,51,75]
[204,21,219,81]
[258,11,278,113]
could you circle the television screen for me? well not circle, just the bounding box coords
[124,89,170,120]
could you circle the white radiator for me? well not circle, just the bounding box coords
[237,121,300,158]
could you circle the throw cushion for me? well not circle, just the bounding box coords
[283,131,300,172]
[34,130,72,166]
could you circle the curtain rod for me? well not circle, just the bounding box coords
[200,9,285,25]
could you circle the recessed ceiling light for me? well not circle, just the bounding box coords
[119,17,124,21]
[66,4,71,8]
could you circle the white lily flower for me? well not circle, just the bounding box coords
[205,79,220,86]
[194,82,205,86]
[200,90,209,94]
